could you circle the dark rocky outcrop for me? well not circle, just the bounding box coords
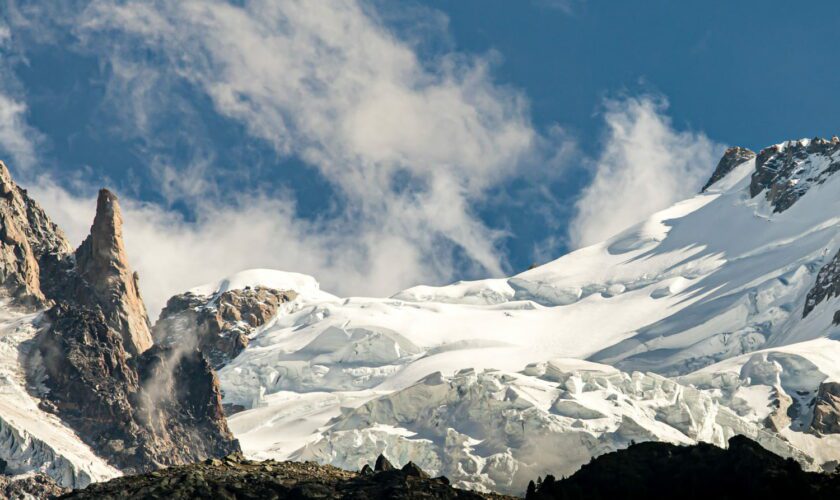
[804,247,840,321]
[33,302,240,473]
[701,146,756,192]
[525,435,840,500]
[810,382,840,435]
[374,454,394,472]
[750,136,840,213]
[60,452,507,500]
[0,472,69,499]
[154,287,295,369]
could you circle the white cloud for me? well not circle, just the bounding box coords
[57,0,559,297]
[0,93,39,171]
[29,180,437,319]
[5,2,726,320]
[568,96,724,248]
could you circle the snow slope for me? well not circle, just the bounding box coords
[200,139,840,493]
[0,303,120,488]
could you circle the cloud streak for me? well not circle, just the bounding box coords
[0,21,40,171]
[3,2,726,320]
[568,96,725,248]
[14,0,572,309]
[0,93,40,170]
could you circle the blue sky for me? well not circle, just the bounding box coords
[0,0,837,315]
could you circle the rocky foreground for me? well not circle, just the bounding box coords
[526,435,840,499]
[58,453,513,500]
[2,435,839,498]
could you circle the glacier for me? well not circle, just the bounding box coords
[164,138,840,493]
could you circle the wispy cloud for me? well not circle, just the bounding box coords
[0,18,40,171]
[3,2,725,319]
[568,95,725,248]
[41,0,567,300]
[532,0,585,14]
[0,93,40,170]
[4,0,576,316]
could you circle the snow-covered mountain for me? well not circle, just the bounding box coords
[151,137,840,493]
[3,136,840,496]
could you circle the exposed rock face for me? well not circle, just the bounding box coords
[764,386,794,433]
[750,137,840,213]
[810,382,840,435]
[61,452,501,500]
[804,247,840,320]
[154,287,295,369]
[525,435,840,500]
[72,190,153,356]
[0,163,245,474]
[35,303,240,473]
[0,161,72,308]
[701,146,756,192]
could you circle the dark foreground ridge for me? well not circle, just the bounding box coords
[13,435,840,499]
[60,452,514,500]
[525,435,840,500]
[0,472,69,499]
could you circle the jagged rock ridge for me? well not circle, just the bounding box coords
[750,136,840,213]
[811,382,840,436]
[29,187,240,472]
[61,451,505,500]
[701,146,756,192]
[525,435,840,499]
[154,286,296,369]
[804,246,840,323]
[0,161,72,308]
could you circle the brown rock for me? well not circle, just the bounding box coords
[74,189,153,356]
[0,161,73,308]
[34,303,240,472]
[401,462,429,479]
[154,287,296,369]
[810,381,840,435]
[763,385,793,433]
[804,247,840,319]
[0,164,241,476]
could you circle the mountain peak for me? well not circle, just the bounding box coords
[75,188,153,356]
[701,146,756,192]
[750,136,840,212]
[0,160,73,307]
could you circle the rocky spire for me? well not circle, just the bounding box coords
[74,189,153,356]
